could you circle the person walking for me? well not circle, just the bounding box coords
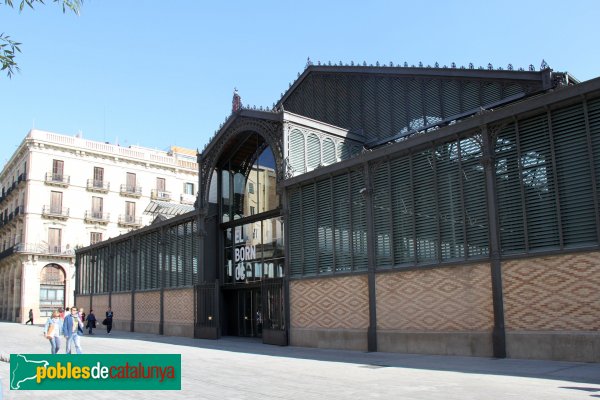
[79,307,86,325]
[43,311,63,354]
[86,309,97,335]
[105,307,114,334]
[25,309,34,325]
[62,307,84,354]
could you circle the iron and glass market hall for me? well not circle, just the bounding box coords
[75,61,600,362]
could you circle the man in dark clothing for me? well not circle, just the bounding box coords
[106,307,114,334]
[25,309,34,325]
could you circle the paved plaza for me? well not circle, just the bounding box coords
[0,322,599,399]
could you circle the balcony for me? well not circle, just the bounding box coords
[45,172,70,187]
[120,184,142,198]
[151,189,171,201]
[180,193,196,205]
[0,242,75,262]
[86,179,110,193]
[118,214,142,228]
[84,210,110,224]
[42,205,69,220]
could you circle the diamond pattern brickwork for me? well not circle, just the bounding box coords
[111,293,131,321]
[376,264,493,331]
[91,294,109,317]
[503,251,600,331]
[290,276,369,329]
[134,291,161,323]
[163,288,194,323]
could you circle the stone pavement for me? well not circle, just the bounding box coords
[0,322,599,399]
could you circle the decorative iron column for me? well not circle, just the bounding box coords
[481,124,507,358]
[363,163,378,352]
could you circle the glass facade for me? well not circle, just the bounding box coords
[219,141,283,285]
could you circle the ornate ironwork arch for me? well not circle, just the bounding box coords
[199,115,284,209]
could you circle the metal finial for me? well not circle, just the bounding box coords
[418,61,423,67]
[363,61,367,66]
[488,63,493,70]
[434,62,439,68]
[529,64,535,71]
[305,57,313,68]
[469,63,474,69]
[540,59,548,70]
[375,61,380,67]
[451,62,456,68]
[350,61,354,66]
[404,62,408,67]
[507,64,513,71]
[389,61,394,67]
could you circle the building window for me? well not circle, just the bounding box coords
[90,232,103,245]
[250,206,256,215]
[48,228,61,254]
[248,182,254,194]
[93,167,104,187]
[50,191,63,213]
[126,172,136,191]
[52,160,64,181]
[92,197,103,218]
[156,177,166,192]
[126,201,135,219]
[184,182,194,195]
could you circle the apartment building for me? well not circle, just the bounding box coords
[0,129,198,322]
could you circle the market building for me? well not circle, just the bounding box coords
[75,61,600,362]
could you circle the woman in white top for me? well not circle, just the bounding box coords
[43,311,63,354]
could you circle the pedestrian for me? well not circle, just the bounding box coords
[43,311,63,354]
[79,307,86,325]
[86,309,97,335]
[25,309,34,325]
[105,307,114,334]
[58,307,65,320]
[62,306,84,354]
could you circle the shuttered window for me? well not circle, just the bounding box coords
[322,138,336,165]
[552,103,597,247]
[289,130,305,175]
[307,133,321,170]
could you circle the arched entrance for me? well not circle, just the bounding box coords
[210,129,285,340]
[40,264,65,318]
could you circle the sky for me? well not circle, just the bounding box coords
[1,0,598,167]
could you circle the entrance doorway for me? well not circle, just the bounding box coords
[223,287,262,338]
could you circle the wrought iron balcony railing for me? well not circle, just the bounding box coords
[118,214,142,227]
[119,184,142,197]
[42,205,70,219]
[45,172,70,186]
[84,210,110,223]
[151,189,171,201]
[86,179,110,193]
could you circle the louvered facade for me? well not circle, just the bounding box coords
[76,63,600,362]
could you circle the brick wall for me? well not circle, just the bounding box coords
[91,294,109,317]
[376,264,493,331]
[290,275,369,329]
[135,291,161,324]
[111,293,132,322]
[503,252,600,331]
[163,288,194,324]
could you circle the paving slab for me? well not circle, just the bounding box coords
[1,322,599,399]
